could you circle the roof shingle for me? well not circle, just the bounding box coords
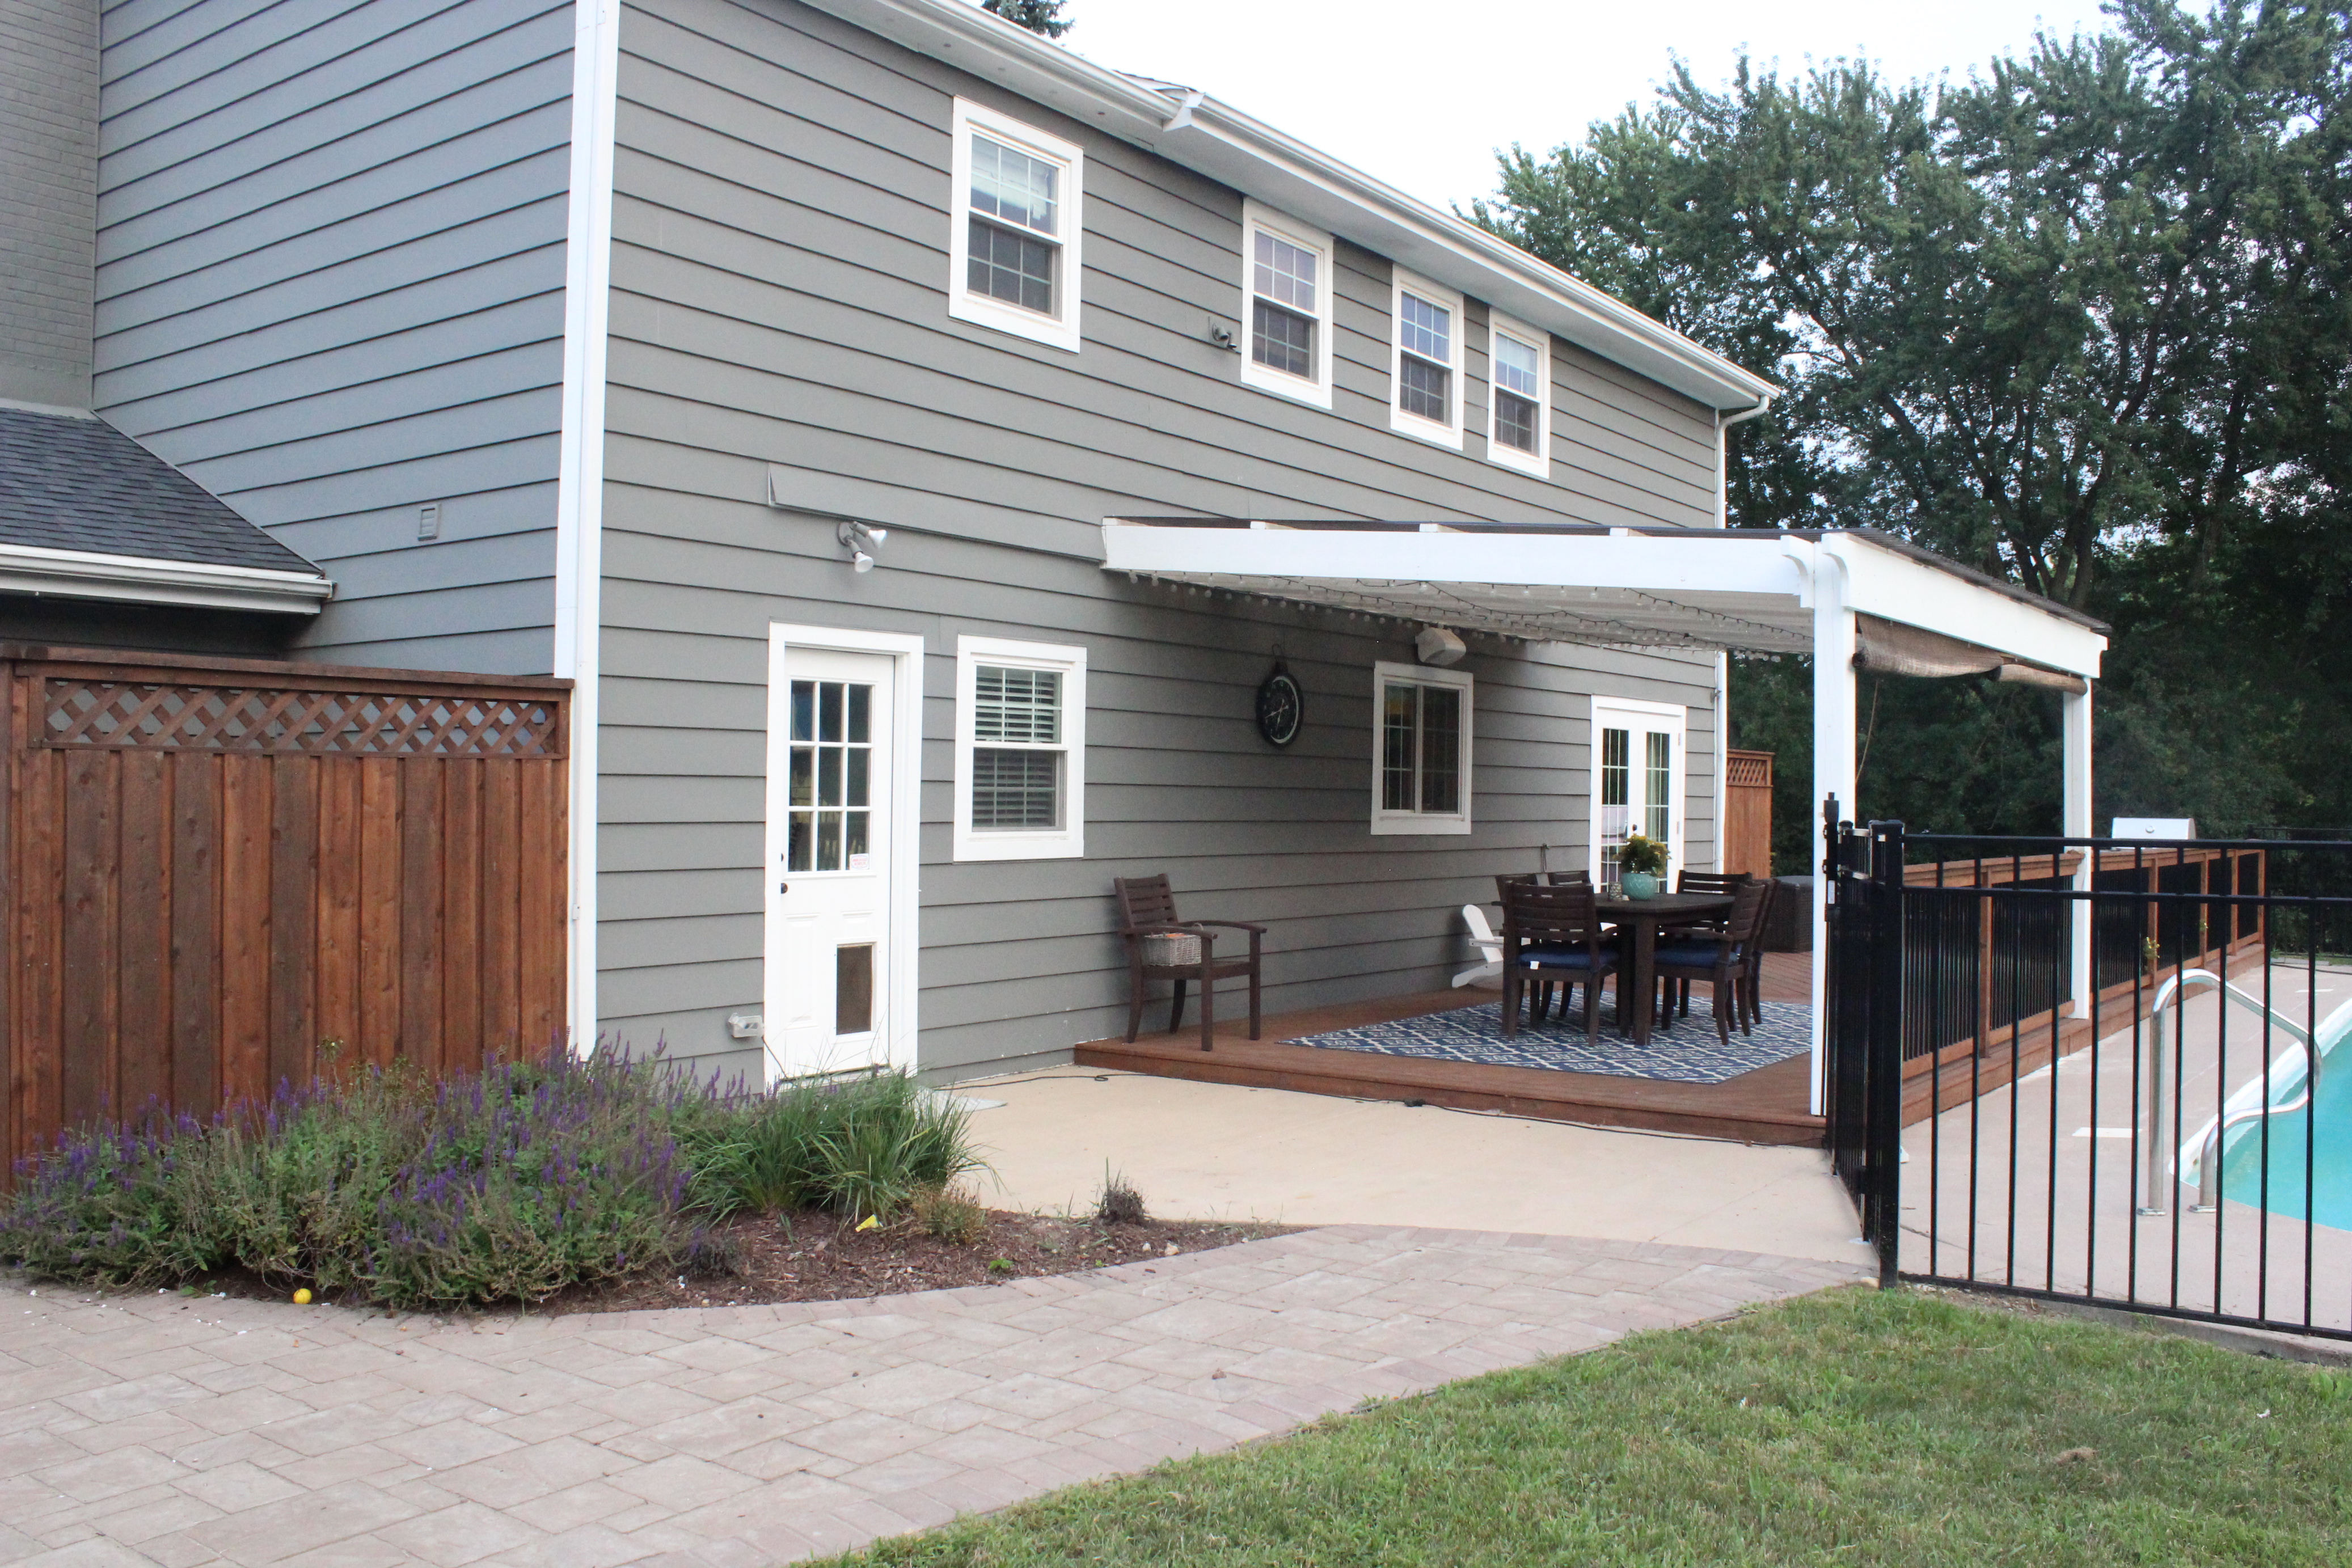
[0,408,324,577]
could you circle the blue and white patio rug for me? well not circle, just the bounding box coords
[1291,999,1811,1085]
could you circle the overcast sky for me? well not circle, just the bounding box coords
[1053,1,2120,210]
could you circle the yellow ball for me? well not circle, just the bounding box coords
[292,1288,313,1305]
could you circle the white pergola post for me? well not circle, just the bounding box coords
[2063,683,2095,1015]
[1808,552,1857,1115]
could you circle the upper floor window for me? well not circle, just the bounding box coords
[1390,271,1464,447]
[1487,315,1549,475]
[948,100,1084,353]
[1238,203,1335,407]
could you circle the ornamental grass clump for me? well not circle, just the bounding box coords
[681,1071,983,1223]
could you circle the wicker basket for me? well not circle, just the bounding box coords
[1141,931,1204,966]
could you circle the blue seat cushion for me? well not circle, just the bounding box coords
[1652,940,1739,966]
[1522,946,1616,971]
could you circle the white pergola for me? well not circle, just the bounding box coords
[1100,519,2110,1111]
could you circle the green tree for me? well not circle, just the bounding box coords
[982,0,1072,39]
[1479,1,2352,843]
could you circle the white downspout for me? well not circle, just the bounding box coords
[554,0,621,1054]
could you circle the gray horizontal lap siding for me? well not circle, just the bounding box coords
[88,0,576,673]
[598,0,1724,1073]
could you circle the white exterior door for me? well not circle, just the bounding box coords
[1590,698,1687,885]
[764,644,896,1079]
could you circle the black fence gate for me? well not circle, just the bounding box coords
[1827,808,2352,1341]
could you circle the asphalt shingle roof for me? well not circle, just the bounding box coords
[0,408,324,577]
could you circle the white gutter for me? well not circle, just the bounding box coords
[554,0,621,1055]
[0,543,333,614]
[799,0,1776,411]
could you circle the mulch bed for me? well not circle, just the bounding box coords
[541,1208,1285,1316]
[132,1209,1286,1317]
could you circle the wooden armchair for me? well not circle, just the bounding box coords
[1661,869,1751,1018]
[1114,874,1264,1051]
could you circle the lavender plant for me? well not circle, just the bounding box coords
[0,1053,983,1308]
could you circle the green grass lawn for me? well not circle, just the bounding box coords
[821,1288,2352,1567]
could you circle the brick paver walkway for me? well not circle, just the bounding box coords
[0,1227,1865,1567]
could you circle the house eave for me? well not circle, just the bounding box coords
[797,0,1776,412]
[0,543,335,615]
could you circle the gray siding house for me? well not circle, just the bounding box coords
[60,0,1776,1085]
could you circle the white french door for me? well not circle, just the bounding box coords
[763,639,900,1080]
[1589,698,1687,885]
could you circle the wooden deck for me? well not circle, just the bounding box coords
[1075,952,1827,1147]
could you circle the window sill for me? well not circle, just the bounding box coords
[1239,358,1334,409]
[948,291,1081,353]
[952,830,1086,862]
[1388,408,1465,450]
[1370,815,1473,836]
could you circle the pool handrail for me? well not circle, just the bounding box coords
[2138,969,2315,1217]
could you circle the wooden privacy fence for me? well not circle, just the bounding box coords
[1724,749,1773,878]
[3,648,569,1172]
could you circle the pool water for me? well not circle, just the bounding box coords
[2216,1053,2352,1231]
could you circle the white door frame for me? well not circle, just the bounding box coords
[762,623,926,1081]
[1587,696,1688,884]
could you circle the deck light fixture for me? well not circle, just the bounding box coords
[838,519,888,573]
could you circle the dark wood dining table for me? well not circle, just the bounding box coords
[1594,891,1736,1046]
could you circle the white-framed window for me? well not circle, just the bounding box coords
[1486,314,1549,475]
[1589,697,1686,884]
[954,636,1087,860]
[947,99,1084,353]
[1238,201,1335,408]
[1370,660,1472,835]
[1389,269,1465,447]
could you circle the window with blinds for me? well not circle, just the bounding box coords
[956,637,1088,860]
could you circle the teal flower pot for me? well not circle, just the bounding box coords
[1621,871,1660,899]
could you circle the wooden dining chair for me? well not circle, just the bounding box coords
[1114,874,1264,1051]
[1650,880,1771,1048]
[1661,870,1751,1019]
[1500,881,1620,1047]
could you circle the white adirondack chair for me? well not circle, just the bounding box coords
[1452,903,1504,988]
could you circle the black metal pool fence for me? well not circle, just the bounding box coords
[1827,809,2352,1341]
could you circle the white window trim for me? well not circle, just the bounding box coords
[1485,312,1550,477]
[947,99,1085,353]
[1587,696,1687,882]
[1237,201,1336,409]
[1370,659,1473,836]
[1388,268,1466,449]
[954,635,1088,861]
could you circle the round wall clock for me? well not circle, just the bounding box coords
[1255,662,1304,747]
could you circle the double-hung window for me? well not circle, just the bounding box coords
[1390,270,1465,446]
[948,100,1084,352]
[1370,660,1473,835]
[954,636,1087,860]
[1487,315,1549,475]
[1238,203,1335,407]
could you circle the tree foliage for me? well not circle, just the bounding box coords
[1477,1,2352,846]
[982,0,1072,39]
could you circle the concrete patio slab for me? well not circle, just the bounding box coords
[956,1068,1864,1264]
[1,1229,1865,1567]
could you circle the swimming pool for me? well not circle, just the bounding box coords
[2201,1001,2352,1232]
[2214,1046,2352,1231]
